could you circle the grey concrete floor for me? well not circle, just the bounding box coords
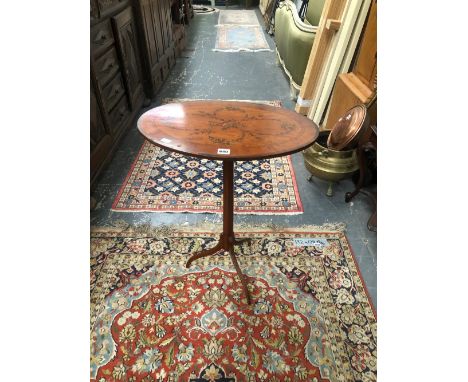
[91,7,377,307]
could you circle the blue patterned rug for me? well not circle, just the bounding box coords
[112,141,302,214]
[214,25,272,52]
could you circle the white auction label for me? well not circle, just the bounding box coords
[217,148,231,154]
[293,238,328,248]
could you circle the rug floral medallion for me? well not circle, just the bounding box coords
[91,226,377,382]
[112,100,303,215]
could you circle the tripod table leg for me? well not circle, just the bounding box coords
[223,160,252,304]
[186,241,223,268]
[229,245,251,304]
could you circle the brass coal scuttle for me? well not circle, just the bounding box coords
[303,105,369,196]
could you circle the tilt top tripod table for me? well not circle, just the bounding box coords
[137,101,319,304]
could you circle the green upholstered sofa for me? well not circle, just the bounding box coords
[274,0,325,99]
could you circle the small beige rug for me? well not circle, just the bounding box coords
[218,9,260,25]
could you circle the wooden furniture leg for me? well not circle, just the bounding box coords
[343,118,377,231]
[345,143,368,203]
[185,160,252,304]
[185,241,223,268]
[360,189,377,232]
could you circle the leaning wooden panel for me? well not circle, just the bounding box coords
[339,0,372,76]
[308,0,368,123]
[295,0,347,115]
[353,0,377,89]
[323,0,376,130]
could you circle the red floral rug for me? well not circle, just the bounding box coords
[91,225,377,382]
[112,100,303,215]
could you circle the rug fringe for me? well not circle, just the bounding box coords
[110,209,304,215]
[91,220,347,235]
[212,48,273,52]
[215,24,260,27]
[194,9,219,14]
[162,98,282,106]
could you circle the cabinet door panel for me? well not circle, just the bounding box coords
[112,7,144,111]
[91,19,114,57]
[108,95,131,135]
[158,0,170,53]
[95,47,120,86]
[101,73,126,113]
[91,0,100,21]
[151,0,165,59]
[157,0,167,50]
[164,0,173,49]
[98,0,127,17]
[91,85,107,150]
[91,79,113,179]
[140,0,160,67]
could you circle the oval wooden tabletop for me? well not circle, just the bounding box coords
[137,101,320,160]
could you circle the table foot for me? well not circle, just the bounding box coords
[368,210,377,232]
[361,189,377,232]
[228,247,252,305]
[345,189,362,203]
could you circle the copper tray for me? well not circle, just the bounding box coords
[327,104,369,151]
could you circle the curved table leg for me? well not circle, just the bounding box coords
[360,189,377,232]
[185,160,252,304]
[345,144,367,203]
[228,244,251,304]
[186,241,223,268]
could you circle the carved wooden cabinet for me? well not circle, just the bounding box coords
[134,0,177,97]
[91,0,100,21]
[91,77,113,173]
[113,7,145,110]
[98,0,128,17]
[135,0,164,96]
[90,0,182,185]
[91,4,134,184]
